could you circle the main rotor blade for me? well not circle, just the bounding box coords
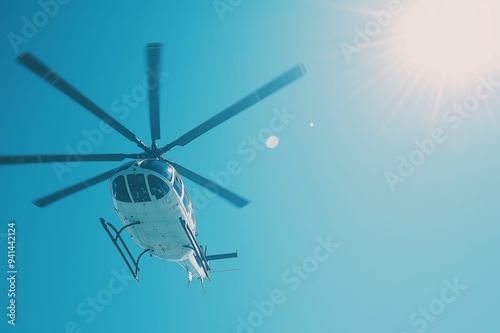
[161,64,307,152]
[34,168,116,207]
[17,53,150,152]
[147,43,162,143]
[0,153,144,165]
[169,162,249,208]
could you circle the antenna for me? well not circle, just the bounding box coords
[200,278,207,295]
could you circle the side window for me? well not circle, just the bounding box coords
[173,174,183,197]
[148,175,170,200]
[127,174,151,203]
[165,165,173,182]
[112,175,132,202]
[182,188,191,213]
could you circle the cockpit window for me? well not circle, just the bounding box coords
[173,174,183,197]
[148,175,170,200]
[112,175,132,202]
[127,174,151,203]
[164,165,173,182]
[140,160,173,182]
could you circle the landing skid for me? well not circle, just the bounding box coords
[100,218,150,282]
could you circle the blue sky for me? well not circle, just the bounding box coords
[1,1,500,332]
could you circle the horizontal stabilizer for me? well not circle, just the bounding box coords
[206,250,238,262]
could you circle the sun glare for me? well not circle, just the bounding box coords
[392,0,500,83]
[328,0,500,125]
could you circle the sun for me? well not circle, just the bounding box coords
[391,0,500,84]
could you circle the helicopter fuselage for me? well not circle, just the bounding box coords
[109,159,205,280]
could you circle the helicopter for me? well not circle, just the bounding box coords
[0,43,306,293]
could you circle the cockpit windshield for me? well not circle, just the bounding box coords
[148,174,170,200]
[112,175,132,202]
[127,174,151,203]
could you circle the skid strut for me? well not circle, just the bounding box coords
[100,218,149,282]
[179,217,211,280]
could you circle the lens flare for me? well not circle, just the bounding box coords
[265,136,279,149]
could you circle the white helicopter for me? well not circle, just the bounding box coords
[0,43,306,293]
